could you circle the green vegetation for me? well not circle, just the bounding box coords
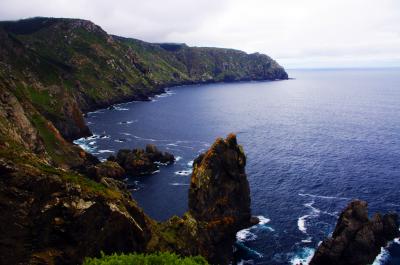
[83,252,208,265]
[35,162,122,200]
[29,114,66,164]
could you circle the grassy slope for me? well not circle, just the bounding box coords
[0,17,287,264]
[83,252,208,265]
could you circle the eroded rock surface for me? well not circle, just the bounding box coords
[150,134,253,265]
[0,158,152,265]
[108,144,174,176]
[310,200,399,265]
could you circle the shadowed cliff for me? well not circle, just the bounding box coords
[310,200,399,265]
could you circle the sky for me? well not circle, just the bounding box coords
[1,0,399,69]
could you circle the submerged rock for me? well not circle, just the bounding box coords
[310,200,399,265]
[109,144,174,176]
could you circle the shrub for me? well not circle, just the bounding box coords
[83,252,208,265]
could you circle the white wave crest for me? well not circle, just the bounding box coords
[298,215,310,234]
[174,170,192,176]
[290,247,315,265]
[236,229,257,242]
[257,215,271,225]
[118,120,137,125]
[301,237,313,243]
[170,183,190,186]
[372,237,400,265]
[114,106,129,111]
[98,150,114,153]
[299,193,349,200]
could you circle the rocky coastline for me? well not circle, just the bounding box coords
[310,200,399,265]
[0,16,399,265]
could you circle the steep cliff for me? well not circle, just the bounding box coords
[0,156,153,264]
[0,16,285,265]
[0,17,288,141]
[310,200,399,265]
[0,132,253,264]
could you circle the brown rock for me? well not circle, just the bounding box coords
[151,134,253,265]
[0,162,152,265]
[88,161,126,181]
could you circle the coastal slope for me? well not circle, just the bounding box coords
[0,17,287,265]
[0,17,288,141]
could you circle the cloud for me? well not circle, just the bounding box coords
[0,0,399,68]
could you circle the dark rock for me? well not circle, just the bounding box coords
[310,200,399,265]
[189,133,250,223]
[0,158,16,175]
[151,134,253,265]
[88,161,126,181]
[109,145,174,176]
[0,166,152,265]
[188,133,252,264]
[145,144,175,164]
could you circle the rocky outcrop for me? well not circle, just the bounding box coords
[108,144,174,176]
[0,133,253,265]
[150,134,254,265]
[0,157,152,265]
[188,134,251,223]
[88,160,126,181]
[310,200,399,265]
[188,134,253,264]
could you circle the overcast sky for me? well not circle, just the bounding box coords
[1,0,399,68]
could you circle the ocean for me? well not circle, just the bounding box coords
[75,69,400,264]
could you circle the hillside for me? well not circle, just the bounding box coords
[0,17,287,142]
[0,17,397,265]
[0,17,286,264]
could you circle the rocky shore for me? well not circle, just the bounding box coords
[108,144,175,176]
[0,16,399,265]
[0,134,254,265]
[310,200,399,265]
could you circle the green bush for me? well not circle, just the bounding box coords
[83,252,209,265]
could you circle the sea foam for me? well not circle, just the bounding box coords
[290,247,315,265]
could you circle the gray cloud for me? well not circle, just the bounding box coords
[1,0,399,68]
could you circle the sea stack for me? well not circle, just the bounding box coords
[152,134,254,265]
[310,200,399,265]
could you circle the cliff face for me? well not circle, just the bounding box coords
[0,17,287,141]
[0,16,280,265]
[0,156,153,265]
[0,133,253,265]
[310,200,399,265]
[149,134,254,265]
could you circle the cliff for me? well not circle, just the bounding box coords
[310,200,399,265]
[0,16,285,264]
[0,17,287,141]
[0,132,252,265]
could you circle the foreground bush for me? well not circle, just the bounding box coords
[83,252,209,265]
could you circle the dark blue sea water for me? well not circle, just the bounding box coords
[75,69,400,264]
